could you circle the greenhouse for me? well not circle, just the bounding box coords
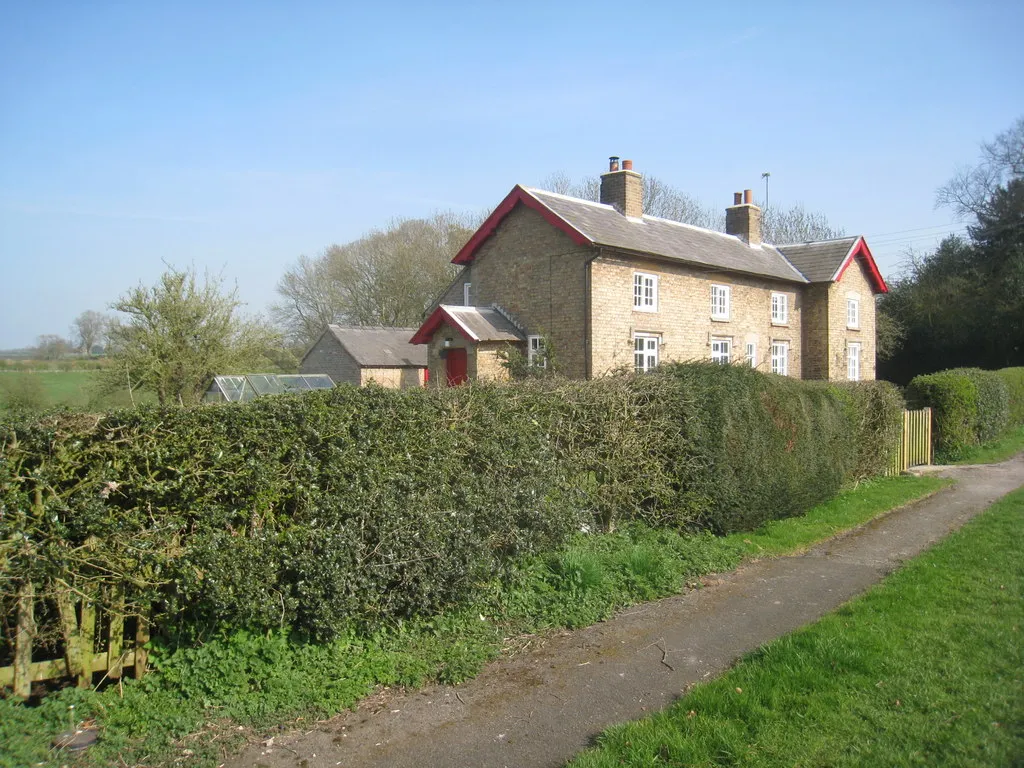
[203,374,335,403]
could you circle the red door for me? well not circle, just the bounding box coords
[445,348,468,386]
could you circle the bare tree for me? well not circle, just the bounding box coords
[540,173,840,241]
[272,212,477,347]
[937,117,1024,219]
[70,310,112,355]
[35,334,71,359]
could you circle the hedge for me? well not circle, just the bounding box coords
[906,368,1011,461]
[996,367,1024,426]
[0,364,902,645]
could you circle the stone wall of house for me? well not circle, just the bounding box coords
[299,333,360,385]
[436,268,471,307]
[468,206,593,379]
[825,258,877,381]
[801,284,830,380]
[589,252,804,377]
[359,367,425,389]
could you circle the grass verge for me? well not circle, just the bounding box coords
[953,425,1024,465]
[569,487,1024,768]
[0,475,950,768]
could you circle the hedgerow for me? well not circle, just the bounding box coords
[996,367,1024,426]
[0,365,901,648]
[906,368,1011,460]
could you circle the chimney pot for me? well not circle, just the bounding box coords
[608,156,620,172]
[622,159,633,170]
[733,192,743,205]
[744,189,753,204]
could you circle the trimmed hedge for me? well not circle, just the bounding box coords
[0,365,902,643]
[997,367,1024,426]
[906,367,1011,461]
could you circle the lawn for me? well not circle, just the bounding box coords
[953,424,1024,465]
[0,370,150,411]
[569,487,1024,768]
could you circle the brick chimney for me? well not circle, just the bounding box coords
[725,188,762,246]
[600,156,643,218]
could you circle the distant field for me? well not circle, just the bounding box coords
[0,369,153,412]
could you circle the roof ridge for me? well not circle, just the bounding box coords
[524,187,613,211]
[775,235,859,248]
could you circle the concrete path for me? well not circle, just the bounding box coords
[229,456,1024,768]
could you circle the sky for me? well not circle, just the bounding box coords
[1,1,1022,350]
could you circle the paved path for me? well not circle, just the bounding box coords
[230,456,1024,768]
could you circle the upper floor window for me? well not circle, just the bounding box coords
[771,340,789,376]
[847,295,860,329]
[711,337,731,364]
[771,292,788,325]
[634,333,660,373]
[633,273,658,312]
[847,342,861,381]
[463,282,471,306]
[711,284,731,320]
[527,335,547,368]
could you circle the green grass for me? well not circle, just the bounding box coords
[952,425,1024,465]
[0,475,950,768]
[0,370,151,412]
[570,488,1024,768]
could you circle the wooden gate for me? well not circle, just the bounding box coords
[888,407,933,475]
[0,584,149,698]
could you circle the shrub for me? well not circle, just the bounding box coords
[997,367,1024,426]
[906,368,1010,461]
[0,365,898,646]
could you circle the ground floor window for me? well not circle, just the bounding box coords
[711,337,731,364]
[771,340,789,376]
[634,333,660,373]
[745,341,757,367]
[847,342,861,381]
[527,335,547,368]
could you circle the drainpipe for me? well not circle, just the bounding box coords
[584,247,605,380]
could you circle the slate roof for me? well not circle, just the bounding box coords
[524,188,809,284]
[324,326,426,367]
[774,237,860,284]
[411,305,525,345]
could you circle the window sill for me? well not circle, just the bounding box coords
[771,321,789,327]
[710,316,730,323]
[846,326,861,331]
[633,307,658,314]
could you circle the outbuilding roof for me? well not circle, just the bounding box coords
[775,236,887,292]
[311,326,427,368]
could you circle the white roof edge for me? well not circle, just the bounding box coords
[828,236,864,282]
[438,304,482,342]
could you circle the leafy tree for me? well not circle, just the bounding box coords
[104,266,282,406]
[272,213,476,347]
[70,310,111,355]
[937,117,1024,219]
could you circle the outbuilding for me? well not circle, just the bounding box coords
[299,325,427,388]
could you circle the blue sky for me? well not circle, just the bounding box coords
[1,0,1021,350]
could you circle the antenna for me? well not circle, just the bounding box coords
[761,172,771,208]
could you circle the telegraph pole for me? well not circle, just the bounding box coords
[761,172,771,208]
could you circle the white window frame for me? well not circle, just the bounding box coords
[771,340,789,376]
[847,342,861,381]
[463,282,471,306]
[527,335,546,368]
[633,272,658,312]
[847,295,860,329]
[745,341,757,367]
[711,284,730,320]
[633,333,660,373]
[771,292,788,325]
[711,337,731,365]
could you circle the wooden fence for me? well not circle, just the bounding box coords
[888,407,933,475]
[0,584,148,698]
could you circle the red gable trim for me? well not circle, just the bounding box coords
[452,185,592,265]
[410,305,476,345]
[833,237,888,294]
